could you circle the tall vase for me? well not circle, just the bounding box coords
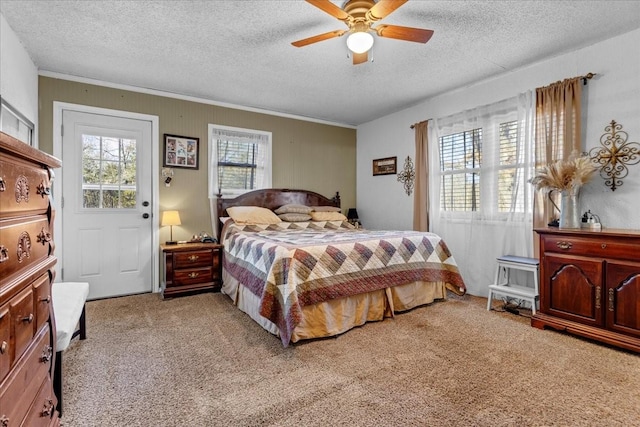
[559,188,581,229]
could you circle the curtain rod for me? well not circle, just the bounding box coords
[409,72,596,129]
[410,119,431,129]
[581,72,596,85]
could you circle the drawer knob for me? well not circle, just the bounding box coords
[40,398,54,417]
[601,243,607,249]
[188,255,199,262]
[41,345,53,363]
[36,181,51,197]
[22,313,34,323]
[0,245,7,264]
[188,272,199,279]
[556,241,572,250]
[0,177,5,192]
[0,341,7,355]
[1,415,9,427]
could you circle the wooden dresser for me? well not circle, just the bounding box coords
[533,227,640,353]
[0,132,61,426]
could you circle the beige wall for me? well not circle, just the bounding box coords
[38,76,356,241]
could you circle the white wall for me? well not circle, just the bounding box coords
[0,12,39,133]
[357,28,640,295]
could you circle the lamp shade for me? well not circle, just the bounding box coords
[161,210,181,226]
[347,208,359,221]
[346,31,374,54]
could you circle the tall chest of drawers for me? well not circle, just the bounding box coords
[0,132,61,426]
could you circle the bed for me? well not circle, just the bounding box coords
[217,188,466,346]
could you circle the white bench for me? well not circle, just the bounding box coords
[52,281,89,416]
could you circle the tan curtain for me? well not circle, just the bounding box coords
[413,121,429,231]
[533,77,582,251]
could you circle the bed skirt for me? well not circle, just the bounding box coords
[221,270,446,343]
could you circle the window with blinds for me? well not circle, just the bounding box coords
[440,128,482,211]
[439,120,525,214]
[498,120,525,213]
[209,125,272,196]
[217,139,259,191]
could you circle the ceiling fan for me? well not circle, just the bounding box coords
[292,0,434,65]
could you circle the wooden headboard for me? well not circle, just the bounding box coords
[216,188,340,238]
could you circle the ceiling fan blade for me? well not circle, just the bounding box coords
[291,30,347,47]
[306,0,351,21]
[367,0,408,22]
[375,24,434,43]
[353,52,368,65]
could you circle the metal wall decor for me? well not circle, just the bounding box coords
[589,120,640,191]
[397,156,415,196]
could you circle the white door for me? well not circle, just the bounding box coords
[61,110,153,299]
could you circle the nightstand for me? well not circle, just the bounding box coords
[161,242,223,298]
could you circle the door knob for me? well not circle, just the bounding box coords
[142,213,150,219]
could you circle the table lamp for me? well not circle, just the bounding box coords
[161,210,181,244]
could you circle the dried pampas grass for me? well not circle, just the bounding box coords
[530,152,597,193]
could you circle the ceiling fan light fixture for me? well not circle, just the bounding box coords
[346,31,374,54]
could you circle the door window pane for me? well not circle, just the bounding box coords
[82,134,137,209]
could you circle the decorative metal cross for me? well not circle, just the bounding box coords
[589,120,640,191]
[397,156,415,196]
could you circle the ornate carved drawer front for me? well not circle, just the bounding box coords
[173,250,213,269]
[0,325,52,426]
[542,235,640,261]
[0,153,51,219]
[173,267,214,286]
[0,216,52,283]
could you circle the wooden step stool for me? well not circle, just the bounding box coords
[486,255,539,314]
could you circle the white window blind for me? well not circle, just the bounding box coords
[208,124,272,197]
[440,128,482,212]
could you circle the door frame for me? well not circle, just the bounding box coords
[52,101,161,293]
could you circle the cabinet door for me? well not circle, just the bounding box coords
[542,254,603,326]
[606,260,640,338]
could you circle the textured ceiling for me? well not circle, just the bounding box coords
[2,1,640,127]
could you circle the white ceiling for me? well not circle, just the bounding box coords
[2,1,640,127]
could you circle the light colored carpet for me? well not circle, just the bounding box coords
[60,292,640,426]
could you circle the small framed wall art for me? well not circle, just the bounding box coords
[372,156,397,176]
[163,134,199,169]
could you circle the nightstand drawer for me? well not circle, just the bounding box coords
[173,249,213,269]
[172,267,214,286]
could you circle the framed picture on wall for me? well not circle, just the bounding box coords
[372,156,397,176]
[163,134,199,169]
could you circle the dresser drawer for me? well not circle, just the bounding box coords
[0,216,52,283]
[0,305,9,382]
[0,152,51,220]
[172,267,214,286]
[542,234,640,262]
[0,325,52,426]
[10,286,35,363]
[21,375,57,427]
[32,273,52,334]
[173,249,213,269]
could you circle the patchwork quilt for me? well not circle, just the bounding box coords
[222,220,466,345]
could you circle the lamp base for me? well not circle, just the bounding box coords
[165,240,178,245]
